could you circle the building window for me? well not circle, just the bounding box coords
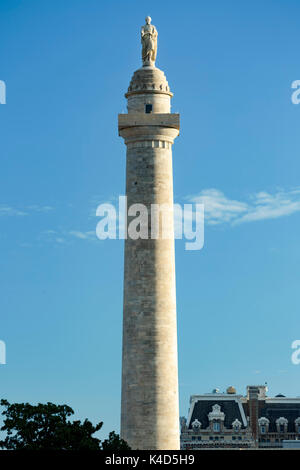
[191,419,201,432]
[232,419,242,432]
[145,104,152,114]
[258,417,270,434]
[213,421,220,432]
[276,417,288,433]
[197,437,201,441]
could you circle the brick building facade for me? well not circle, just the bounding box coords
[180,385,300,449]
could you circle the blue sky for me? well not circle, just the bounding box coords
[1,0,300,439]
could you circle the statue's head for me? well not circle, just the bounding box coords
[145,16,151,24]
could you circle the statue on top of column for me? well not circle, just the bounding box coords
[141,16,158,67]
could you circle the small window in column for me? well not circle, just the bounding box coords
[145,104,152,113]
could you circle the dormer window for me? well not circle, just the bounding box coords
[276,417,288,433]
[213,421,220,432]
[145,104,152,113]
[208,404,225,433]
[258,417,270,434]
[191,419,201,432]
[232,419,242,432]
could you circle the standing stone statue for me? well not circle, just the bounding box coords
[141,16,158,66]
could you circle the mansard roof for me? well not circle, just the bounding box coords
[258,402,300,433]
[188,397,247,430]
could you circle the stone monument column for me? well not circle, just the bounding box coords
[118,17,180,450]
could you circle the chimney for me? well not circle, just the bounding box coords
[248,386,260,446]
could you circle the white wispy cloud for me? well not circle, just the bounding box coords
[188,189,248,225]
[0,206,28,216]
[40,229,97,244]
[69,230,96,240]
[187,187,300,226]
[25,205,54,213]
[0,204,54,217]
[39,230,66,245]
[237,190,300,224]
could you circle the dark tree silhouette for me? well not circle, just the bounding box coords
[0,399,103,450]
[0,399,131,450]
[101,431,131,450]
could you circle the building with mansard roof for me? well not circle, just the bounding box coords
[180,385,300,449]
